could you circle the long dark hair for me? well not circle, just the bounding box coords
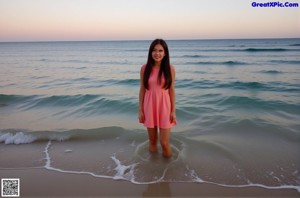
[143,39,172,90]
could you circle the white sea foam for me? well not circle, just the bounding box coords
[44,141,52,168]
[111,155,137,181]
[64,149,73,153]
[0,132,37,144]
[0,131,70,145]
[48,133,70,141]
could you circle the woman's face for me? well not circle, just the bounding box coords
[152,44,166,63]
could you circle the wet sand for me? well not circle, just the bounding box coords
[1,168,299,197]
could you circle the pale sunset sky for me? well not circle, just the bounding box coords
[0,0,299,42]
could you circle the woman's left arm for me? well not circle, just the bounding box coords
[169,66,176,123]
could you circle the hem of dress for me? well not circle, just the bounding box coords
[142,123,176,129]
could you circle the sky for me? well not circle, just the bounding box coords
[0,0,299,42]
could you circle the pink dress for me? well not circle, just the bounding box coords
[141,64,176,129]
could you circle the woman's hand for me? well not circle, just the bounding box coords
[170,112,177,124]
[139,110,145,123]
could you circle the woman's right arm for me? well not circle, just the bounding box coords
[139,67,145,123]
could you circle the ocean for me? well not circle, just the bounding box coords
[0,39,299,192]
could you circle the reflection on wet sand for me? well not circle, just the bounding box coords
[143,182,171,197]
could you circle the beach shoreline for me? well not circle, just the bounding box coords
[1,127,300,197]
[1,168,299,197]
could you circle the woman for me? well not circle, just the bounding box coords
[139,39,176,158]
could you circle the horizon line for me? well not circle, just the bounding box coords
[0,37,299,43]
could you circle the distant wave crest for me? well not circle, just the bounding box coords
[187,61,248,65]
[245,48,288,52]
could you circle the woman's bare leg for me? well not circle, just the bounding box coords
[147,127,158,153]
[160,128,172,158]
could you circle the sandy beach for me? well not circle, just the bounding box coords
[1,128,299,197]
[0,168,298,197]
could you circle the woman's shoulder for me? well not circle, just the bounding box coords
[141,64,146,72]
[170,64,175,71]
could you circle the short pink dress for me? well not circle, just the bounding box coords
[141,64,176,129]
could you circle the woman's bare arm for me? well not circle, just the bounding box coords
[139,67,145,123]
[169,66,176,123]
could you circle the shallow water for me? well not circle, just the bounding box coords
[0,127,299,192]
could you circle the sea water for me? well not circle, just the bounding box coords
[0,39,299,191]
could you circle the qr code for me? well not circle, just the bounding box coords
[1,178,20,197]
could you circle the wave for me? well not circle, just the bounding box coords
[176,80,299,93]
[244,48,290,52]
[173,48,297,53]
[172,46,292,53]
[223,61,248,65]
[289,44,300,46]
[270,60,300,65]
[38,58,131,65]
[187,61,248,65]
[36,78,139,89]
[0,94,35,105]
[182,55,206,58]
[0,94,137,115]
[0,127,127,144]
[214,95,300,113]
[258,70,283,74]
[220,81,266,89]
[0,131,69,144]
[114,79,139,86]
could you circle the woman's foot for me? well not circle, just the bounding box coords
[149,144,158,153]
[162,146,172,158]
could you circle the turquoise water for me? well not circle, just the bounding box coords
[0,39,300,191]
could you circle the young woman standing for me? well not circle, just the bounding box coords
[139,39,176,158]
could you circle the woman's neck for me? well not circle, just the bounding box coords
[153,61,161,68]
